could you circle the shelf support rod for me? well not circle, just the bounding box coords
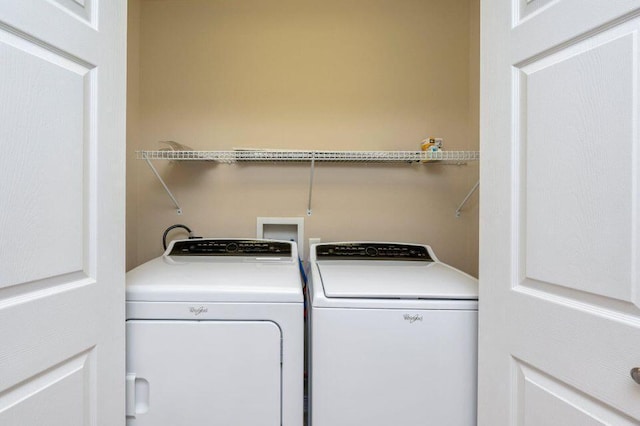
[143,154,182,215]
[455,180,479,217]
[307,153,316,216]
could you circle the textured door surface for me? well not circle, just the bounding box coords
[0,1,126,425]
[480,0,640,424]
[126,320,282,426]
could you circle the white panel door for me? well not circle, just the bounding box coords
[126,320,282,426]
[0,1,126,426]
[480,0,640,424]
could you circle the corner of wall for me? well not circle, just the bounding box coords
[126,0,142,271]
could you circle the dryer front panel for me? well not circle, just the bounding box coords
[126,320,281,426]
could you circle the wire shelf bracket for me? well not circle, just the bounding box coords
[455,180,479,218]
[142,152,182,215]
[307,153,316,216]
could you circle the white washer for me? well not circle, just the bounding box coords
[125,238,304,426]
[307,242,478,426]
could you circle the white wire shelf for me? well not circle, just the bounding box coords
[136,150,480,163]
[137,147,479,216]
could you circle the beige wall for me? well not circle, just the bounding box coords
[127,0,480,275]
[127,0,141,276]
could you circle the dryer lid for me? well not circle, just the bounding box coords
[316,261,478,300]
[126,256,303,303]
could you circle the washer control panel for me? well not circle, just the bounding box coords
[169,239,292,257]
[315,243,432,261]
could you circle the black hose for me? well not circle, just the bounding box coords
[162,224,194,250]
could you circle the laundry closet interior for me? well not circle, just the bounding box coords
[126,0,480,275]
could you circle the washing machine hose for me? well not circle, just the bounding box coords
[162,224,196,250]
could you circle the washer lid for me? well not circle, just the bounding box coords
[316,261,478,299]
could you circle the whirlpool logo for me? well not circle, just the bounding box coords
[403,314,423,323]
[189,306,208,316]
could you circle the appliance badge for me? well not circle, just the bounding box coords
[403,314,423,323]
[189,306,208,316]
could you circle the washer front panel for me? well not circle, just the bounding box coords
[309,307,478,426]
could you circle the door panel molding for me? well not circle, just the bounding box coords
[0,20,98,290]
[514,281,640,319]
[515,0,558,26]
[0,273,94,305]
[513,21,638,305]
[513,358,638,425]
[0,348,96,425]
[0,20,95,70]
[48,0,95,27]
[512,1,640,63]
[0,281,98,390]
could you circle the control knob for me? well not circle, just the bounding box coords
[365,246,378,257]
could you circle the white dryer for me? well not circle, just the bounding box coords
[125,239,304,426]
[307,242,478,426]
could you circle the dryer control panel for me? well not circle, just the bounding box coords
[169,239,292,257]
[315,243,432,261]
